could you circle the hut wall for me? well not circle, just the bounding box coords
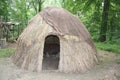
[59,35,98,73]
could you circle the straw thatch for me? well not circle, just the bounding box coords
[12,7,98,73]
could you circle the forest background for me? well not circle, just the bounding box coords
[0,0,120,54]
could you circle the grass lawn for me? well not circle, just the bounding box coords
[0,47,15,57]
[95,42,120,54]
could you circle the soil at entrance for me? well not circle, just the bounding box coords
[42,56,59,70]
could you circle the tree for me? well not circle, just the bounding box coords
[99,0,110,42]
[31,0,44,13]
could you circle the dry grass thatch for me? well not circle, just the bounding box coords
[12,7,98,73]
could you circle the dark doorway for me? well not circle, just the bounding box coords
[42,35,60,70]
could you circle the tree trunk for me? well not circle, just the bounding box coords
[99,0,110,42]
[38,0,42,12]
[0,39,7,49]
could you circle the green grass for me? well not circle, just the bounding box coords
[0,47,15,57]
[95,42,120,54]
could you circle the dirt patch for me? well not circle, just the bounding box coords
[0,50,120,80]
[7,42,17,48]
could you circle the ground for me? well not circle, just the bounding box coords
[0,43,120,80]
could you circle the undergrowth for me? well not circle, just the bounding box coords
[95,41,120,54]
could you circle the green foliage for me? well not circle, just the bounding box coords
[9,0,28,28]
[95,41,120,54]
[0,0,10,21]
[0,47,15,57]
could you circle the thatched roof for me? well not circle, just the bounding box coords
[40,7,89,38]
[40,7,95,49]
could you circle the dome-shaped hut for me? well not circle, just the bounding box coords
[12,7,98,73]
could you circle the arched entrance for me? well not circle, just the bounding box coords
[42,35,60,70]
